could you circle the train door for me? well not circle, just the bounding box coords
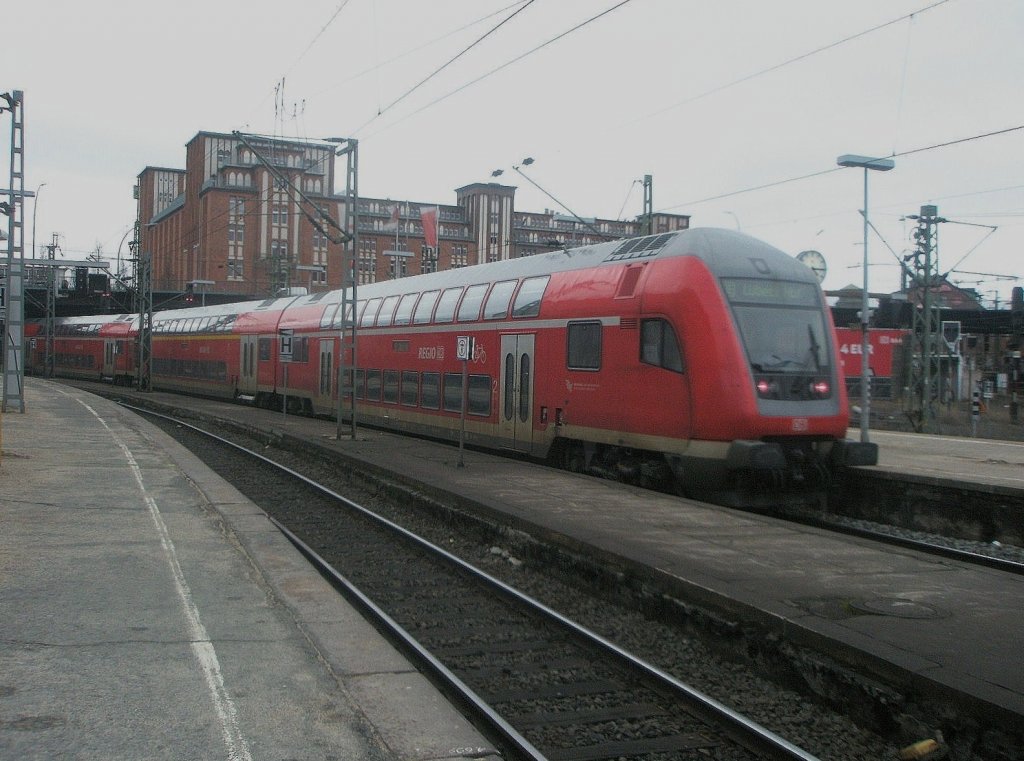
[238,334,258,395]
[315,338,334,411]
[499,334,535,452]
[103,339,116,378]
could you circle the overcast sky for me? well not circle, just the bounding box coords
[5,0,1022,303]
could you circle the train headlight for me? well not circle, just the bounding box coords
[756,378,778,397]
[809,379,831,398]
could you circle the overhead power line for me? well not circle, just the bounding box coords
[308,1,531,99]
[361,0,537,129]
[631,0,950,127]
[358,0,637,139]
[659,123,1024,212]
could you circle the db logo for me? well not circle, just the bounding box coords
[791,417,809,432]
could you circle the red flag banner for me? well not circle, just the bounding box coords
[420,206,439,248]
[384,204,400,231]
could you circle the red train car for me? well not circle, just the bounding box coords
[34,228,876,506]
[25,314,136,383]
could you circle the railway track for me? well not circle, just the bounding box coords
[133,405,819,761]
[777,508,1024,576]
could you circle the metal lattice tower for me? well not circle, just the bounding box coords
[2,90,26,413]
[44,233,58,377]
[135,248,152,391]
[335,139,359,441]
[904,204,945,432]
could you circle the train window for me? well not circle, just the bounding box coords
[393,294,417,326]
[319,348,332,395]
[320,304,339,329]
[483,280,517,320]
[365,370,382,401]
[443,373,463,411]
[567,321,602,370]
[518,357,530,423]
[333,302,354,329]
[413,290,440,324]
[457,284,488,322]
[382,370,399,403]
[258,338,272,361]
[421,372,440,409]
[376,295,401,327]
[512,276,549,317]
[354,369,366,399]
[400,371,419,406]
[434,287,463,323]
[504,353,514,420]
[641,319,685,373]
[360,298,381,327]
[468,375,492,416]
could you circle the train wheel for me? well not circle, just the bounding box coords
[565,442,587,473]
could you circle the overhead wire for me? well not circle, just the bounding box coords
[307,1,531,99]
[243,0,356,127]
[626,0,950,128]
[658,123,1024,212]
[159,2,635,267]
[357,0,637,139]
[355,0,538,132]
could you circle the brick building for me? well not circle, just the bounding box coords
[136,131,690,301]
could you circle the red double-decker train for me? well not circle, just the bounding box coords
[26,228,876,505]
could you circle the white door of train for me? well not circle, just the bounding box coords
[499,334,535,452]
[238,335,258,396]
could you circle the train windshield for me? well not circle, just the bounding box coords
[721,278,830,375]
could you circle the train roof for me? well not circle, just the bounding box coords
[48,228,817,328]
[299,227,816,308]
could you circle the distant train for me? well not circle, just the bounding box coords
[26,228,876,506]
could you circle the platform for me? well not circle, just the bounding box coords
[0,381,496,760]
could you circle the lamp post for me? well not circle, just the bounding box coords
[837,154,895,443]
[31,182,46,259]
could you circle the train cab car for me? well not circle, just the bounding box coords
[291,227,874,505]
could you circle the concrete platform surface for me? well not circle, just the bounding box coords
[866,427,1024,491]
[0,381,497,761]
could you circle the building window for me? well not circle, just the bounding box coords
[421,246,436,274]
[388,257,408,279]
[358,239,376,285]
[451,244,468,268]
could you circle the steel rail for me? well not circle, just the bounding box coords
[791,513,1024,576]
[123,403,820,761]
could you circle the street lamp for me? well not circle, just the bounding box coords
[31,182,46,259]
[837,154,895,444]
